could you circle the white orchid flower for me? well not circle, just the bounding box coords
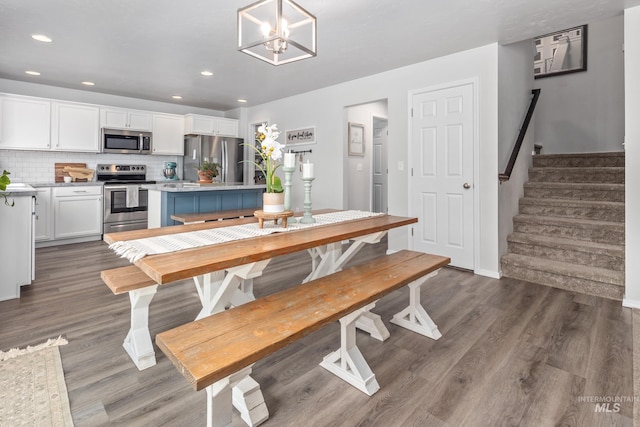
[262,138,285,161]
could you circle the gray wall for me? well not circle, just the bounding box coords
[497,40,536,260]
[533,15,625,153]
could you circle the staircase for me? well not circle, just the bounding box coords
[501,152,625,300]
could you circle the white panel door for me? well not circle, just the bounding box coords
[372,117,388,213]
[411,83,474,269]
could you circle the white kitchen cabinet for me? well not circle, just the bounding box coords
[100,107,152,131]
[152,113,184,155]
[184,114,238,137]
[34,187,53,242]
[0,191,34,301]
[51,101,101,152]
[53,186,103,240]
[0,95,51,150]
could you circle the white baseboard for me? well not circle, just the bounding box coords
[622,298,640,309]
[474,268,501,279]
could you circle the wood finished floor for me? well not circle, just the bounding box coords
[0,240,634,426]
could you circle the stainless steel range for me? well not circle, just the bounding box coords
[97,164,156,234]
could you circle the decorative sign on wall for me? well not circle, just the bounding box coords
[285,126,316,145]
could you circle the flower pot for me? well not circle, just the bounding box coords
[197,171,213,183]
[263,192,284,213]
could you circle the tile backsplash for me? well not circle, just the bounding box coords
[0,150,182,183]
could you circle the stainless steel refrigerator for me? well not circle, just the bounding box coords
[183,135,245,183]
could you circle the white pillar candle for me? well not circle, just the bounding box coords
[302,161,314,178]
[284,152,295,168]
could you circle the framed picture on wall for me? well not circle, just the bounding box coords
[348,122,365,156]
[534,25,587,79]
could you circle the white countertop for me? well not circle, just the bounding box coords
[1,183,37,196]
[144,182,266,192]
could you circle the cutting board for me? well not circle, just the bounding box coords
[55,163,88,182]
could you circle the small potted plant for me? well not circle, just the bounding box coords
[195,160,220,183]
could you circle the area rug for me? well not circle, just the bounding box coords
[0,336,73,426]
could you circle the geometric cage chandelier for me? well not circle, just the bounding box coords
[237,0,317,66]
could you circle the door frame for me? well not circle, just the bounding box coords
[407,77,480,273]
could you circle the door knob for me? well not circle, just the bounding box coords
[463,182,471,189]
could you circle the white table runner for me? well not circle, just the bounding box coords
[109,210,384,262]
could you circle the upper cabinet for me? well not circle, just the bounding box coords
[184,114,239,137]
[152,113,184,155]
[100,107,152,131]
[51,101,100,152]
[0,95,51,150]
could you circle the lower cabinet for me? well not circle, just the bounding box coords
[53,186,103,240]
[35,186,103,246]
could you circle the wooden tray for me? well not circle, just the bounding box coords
[55,163,88,182]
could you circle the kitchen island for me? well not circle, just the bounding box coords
[145,182,265,228]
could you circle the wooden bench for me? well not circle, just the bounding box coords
[156,250,449,427]
[170,208,256,224]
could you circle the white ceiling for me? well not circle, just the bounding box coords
[1,0,638,111]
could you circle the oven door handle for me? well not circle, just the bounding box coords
[105,185,145,190]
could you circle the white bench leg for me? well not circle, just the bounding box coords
[123,285,158,370]
[320,303,381,396]
[205,366,268,427]
[390,270,442,340]
[305,232,391,342]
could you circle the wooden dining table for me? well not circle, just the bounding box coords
[102,210,418,426]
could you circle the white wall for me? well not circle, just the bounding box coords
[345,100,388,212]
[244,44,500,276]
[497,40,536,260]
[533,15,625,154]
[624,6,640,307]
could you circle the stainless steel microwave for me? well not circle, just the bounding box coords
[102,129,152,154]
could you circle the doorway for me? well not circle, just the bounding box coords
[372,116,388,213]
[410,81,476,269]
[344,100,388,212]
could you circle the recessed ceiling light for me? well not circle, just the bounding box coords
[200,71,214,77]
[32,34,52,43]
[172,95,183,100]
[25,70,41,76]
[81,81,95,86]
[237,99,248,103]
